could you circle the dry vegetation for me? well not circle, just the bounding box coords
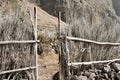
[0,0,36,79]
[60,0,120,80]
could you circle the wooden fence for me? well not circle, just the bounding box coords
[0,7,39,80]
[57,11,120,79]
[59,35,120,80]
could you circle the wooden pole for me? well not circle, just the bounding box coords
[65,37,70,80]
[0,40,39,44]
[66,36,120,46]
[64,27,70,80]
[68,59,120,66]
[34,6,38,80]
[0,66,36,75]
[88,46,94,69]
[58,11,62,80]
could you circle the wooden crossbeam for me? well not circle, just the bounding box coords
[68,59,120,66]
[66,36,120,46]
[0,66,36,75]
[0,40,40,44]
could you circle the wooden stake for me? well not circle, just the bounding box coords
[34,6,38,80]
[58,11,62,80]
[88,46,94,69]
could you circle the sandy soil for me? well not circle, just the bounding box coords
[38,53,59,80]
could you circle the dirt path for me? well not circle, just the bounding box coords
[38,53,58,80]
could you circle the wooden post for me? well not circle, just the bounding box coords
[88,46,94,69]
[65,37,70,80]
[58,11,62,80]
[34,6,38,80]
[64,27,70,80]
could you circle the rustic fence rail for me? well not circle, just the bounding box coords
[0,40,39,44]
[60,36,120,80]
[66,36,120,46]
[0,7,39,80]
[68,59,120,66]
[0,66,36,75]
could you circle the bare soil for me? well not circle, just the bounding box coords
[38,53,59,80]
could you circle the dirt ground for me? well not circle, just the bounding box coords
[38,52,59,80]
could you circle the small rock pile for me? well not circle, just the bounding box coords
[70,62,120,80]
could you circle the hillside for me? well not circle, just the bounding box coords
[13,0,120,80]
[1,0,120,80]
[34,0,120,80]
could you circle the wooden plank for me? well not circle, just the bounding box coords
[68,59,120,66]
[66,36,120,46]
[0,66,36,75]
[0,40,40,44]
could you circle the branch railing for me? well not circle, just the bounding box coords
[66,36,120,46]
[0,7,39,80]
[65,36,120,66]
[60,36,120,80]
[0,40,39,75]
[0,40,40,44]
[68,59,120,66]
[0,66,36,75]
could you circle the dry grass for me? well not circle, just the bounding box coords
[65,0,120,62]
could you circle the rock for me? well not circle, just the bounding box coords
[84,70,90,77]
[117,71,120,80]
[103,73,109,79]
[52,72,59,80]
[111,63,120,72]
[70,75,78,80]
[77,75,88,80]
[108,69,116,79]
[83,70,96,80]
[103,65,111,73]
[89,72,96,80]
